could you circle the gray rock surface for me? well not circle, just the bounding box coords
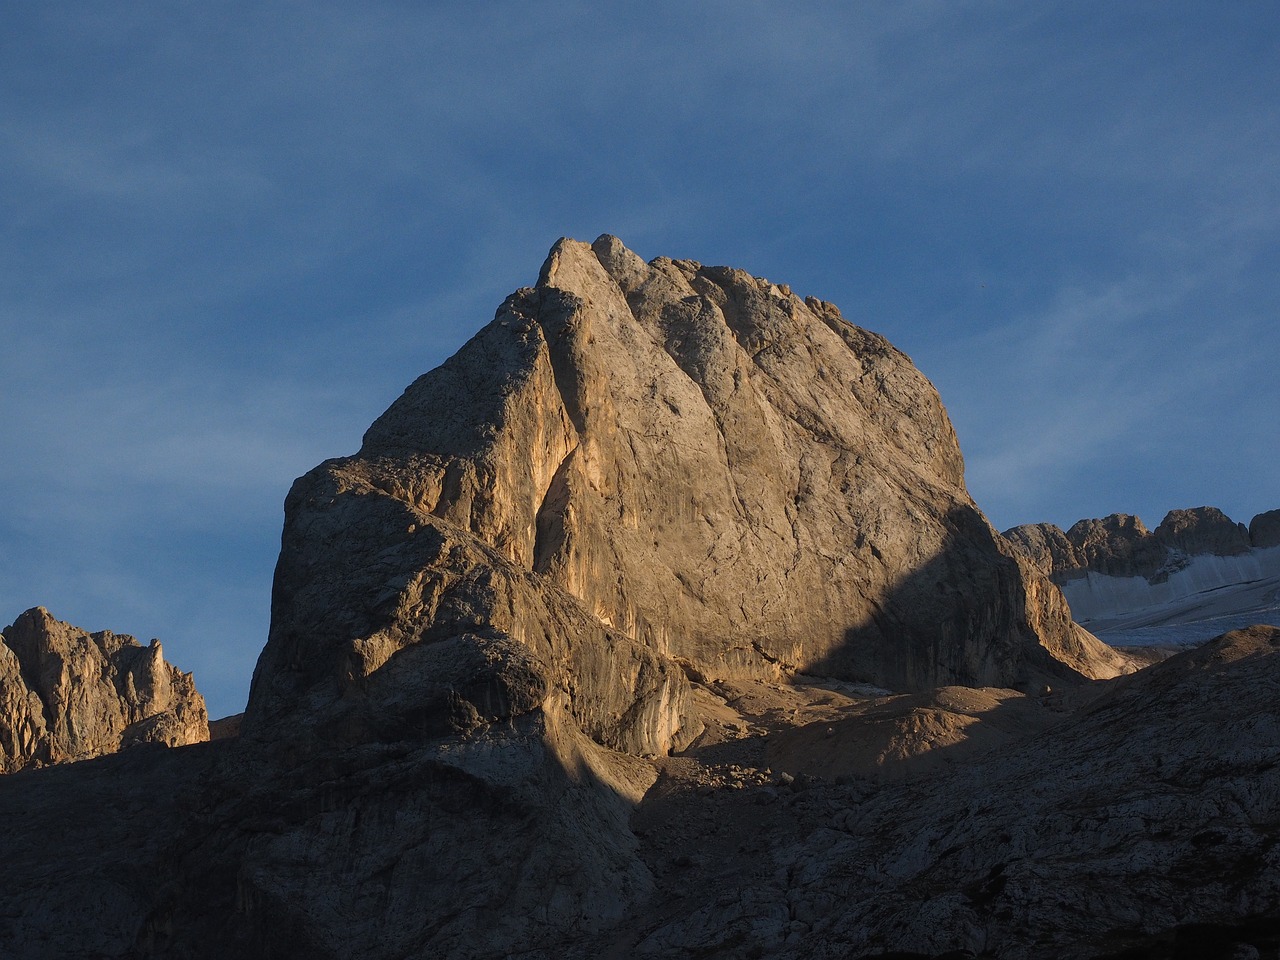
[1154,506,1251,557]
[1004,507,1280,645]
[0,607,208,772]
[22,236,1280,960]
[643,624,1280,960]
[2,626,1278,959]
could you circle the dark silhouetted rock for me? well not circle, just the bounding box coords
[1250,509,1280,549]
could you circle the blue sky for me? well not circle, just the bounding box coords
[3,3,1277,718]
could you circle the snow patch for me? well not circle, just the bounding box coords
[1061,546,1280,648]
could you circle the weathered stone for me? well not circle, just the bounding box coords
[4,626,1280,959]
[1065,512,1168,579]
[1000,521,1079,577]
[29,236,1279,960]
[247,235,1126,750]
[0,607,207,773]
[1154,506,1251,557]
[1005,504,1280,636]
[1006,505,1275,587]
[1251,509,1280,549]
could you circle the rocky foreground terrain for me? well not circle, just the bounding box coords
[2,237,1278,959]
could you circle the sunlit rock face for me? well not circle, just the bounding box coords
[193,233,1130,959]
[5,238,1279,960]
[0,607,207,772]
[247,235,1126,748]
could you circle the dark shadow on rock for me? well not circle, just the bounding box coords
[0,699,654,960]
[807,504,1095,694]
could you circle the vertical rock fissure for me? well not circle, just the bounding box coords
[532,449,577,575]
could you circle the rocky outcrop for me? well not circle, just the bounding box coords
[216,235,1132,954]
[247,235,1125,755]
[1004,507,1280,636]
[2,626,1278,959]
[615,624,1280,960]
[998,519,1081,576]
[1068,513,1166,578]
[1006,505,1273,585]
[1154,505,1251,557]
[1251,509,1280,549]
[0,607,208,772]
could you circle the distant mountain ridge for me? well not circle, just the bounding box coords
[0,607,208,773]
[1004,506,1277,582]
[1004,506,1280,643]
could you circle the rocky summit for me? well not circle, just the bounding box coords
[1004,506,1267,585]
[0,607,207,772]
[247,234,1126,749]
[2,237,1278,960]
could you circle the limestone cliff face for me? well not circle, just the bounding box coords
[247,235,1125,750]
[6,239,1279,960]
[0,608,208,773]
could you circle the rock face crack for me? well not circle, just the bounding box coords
[532,447,578,575]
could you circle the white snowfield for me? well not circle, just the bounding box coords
[1062,545,1280,648]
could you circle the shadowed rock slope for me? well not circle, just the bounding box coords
[2,626,1278,959]
[0,607,207,772]
[607,625,1280,960]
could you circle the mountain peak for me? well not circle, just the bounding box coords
[248,235,1128,741]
